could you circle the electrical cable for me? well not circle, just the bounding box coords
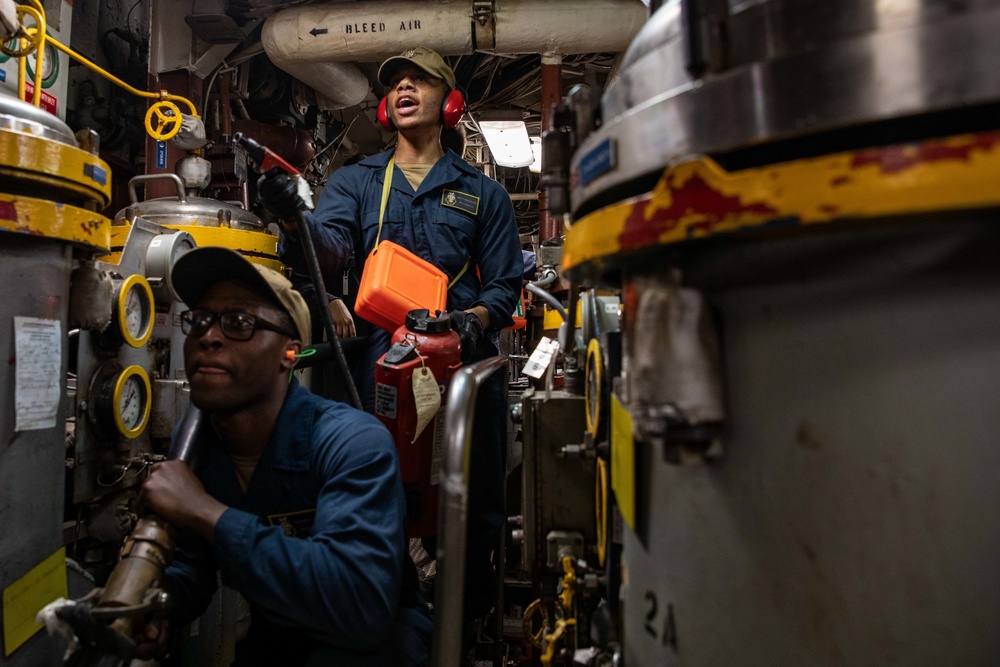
[310,107,368,170]
[125,0,142,34]
[526,282,566,321]
[202,63,225,121]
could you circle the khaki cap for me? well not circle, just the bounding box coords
[378,46,457,90]
[171,246,311,345]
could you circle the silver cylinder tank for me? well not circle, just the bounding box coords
[619,217,1000,666]
[560,0,1000,664]
[0,93,109,664]
[0,239,73,666]
[573,0,1000,215]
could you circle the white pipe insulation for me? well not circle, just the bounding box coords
[262,0,647,103]
[490,0,647,56]
[278,61,373,111]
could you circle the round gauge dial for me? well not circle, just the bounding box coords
[27,41,59,84]
[115,274,155,347]
[111,365,151,439]
[118,375,144,431]
[585,338,604,439]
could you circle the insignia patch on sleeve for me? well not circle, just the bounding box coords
[441,189,480,216]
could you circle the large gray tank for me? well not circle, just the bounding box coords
[560,1,1000,664]
[0,93,112,664]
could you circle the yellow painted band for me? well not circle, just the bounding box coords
[169,226,282,269]
[112,365,151,439]
[116,274,154,348]
[564,131,1000,273]
[0,130,112,206]
[0,194,110,250]
[175,226,279,255]
[95,225,130,264]
[101,225,282,271]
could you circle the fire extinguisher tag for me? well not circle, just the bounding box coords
[412,366,441,443]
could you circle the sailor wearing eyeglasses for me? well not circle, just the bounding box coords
[136,246,432,666]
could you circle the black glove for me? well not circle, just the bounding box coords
[257,168,305,220]
[449,310,485,364]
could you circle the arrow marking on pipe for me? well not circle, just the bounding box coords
[310,27,328,36]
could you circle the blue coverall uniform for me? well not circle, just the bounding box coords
[164,379,432,666]
[282,147,522,619]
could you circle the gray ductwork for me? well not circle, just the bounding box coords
[262,0,647,107]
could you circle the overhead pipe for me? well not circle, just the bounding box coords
[539,53,562,242]
[261,0,647,66]
[269,61,372,111]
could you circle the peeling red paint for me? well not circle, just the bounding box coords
[618,173,779,249]
[0,201,18,223]
[830,175,851,187]
[851,132,1000,175]
[818,204,840,215]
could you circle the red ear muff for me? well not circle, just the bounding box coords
[441,88,466,129]
[377,96,395,132]
[379,88,464,131]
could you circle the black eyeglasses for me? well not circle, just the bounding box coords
[180,309,296,341]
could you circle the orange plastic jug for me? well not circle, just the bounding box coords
[355,240,449,332]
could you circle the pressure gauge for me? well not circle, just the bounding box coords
[90,364,152,439]
[145,231,195,303]
[26,39,59,87]
[113,366,152,438]
[114,274,155,347]
[585,338,604,439]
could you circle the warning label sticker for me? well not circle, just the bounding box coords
[375,383,397,419]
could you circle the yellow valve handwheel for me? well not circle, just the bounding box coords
[522,598,550,648]
[145,100,182,141]
[0,6,44,57]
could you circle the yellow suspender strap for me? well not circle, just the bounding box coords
[449,260,470,288]
[378,155,470,288]
[374,155,395,250]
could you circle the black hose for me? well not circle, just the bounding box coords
[292,209,364,410]
[232,130,363,410]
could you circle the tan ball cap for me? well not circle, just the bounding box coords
[378,46,457,90]
[171,246,311,345]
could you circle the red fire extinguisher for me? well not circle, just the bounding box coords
[374,309,462,537]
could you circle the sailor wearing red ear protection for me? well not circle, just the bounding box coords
[266,46,523,626]
[376,46,467,132]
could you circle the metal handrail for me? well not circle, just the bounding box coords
[432,355,508,667]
